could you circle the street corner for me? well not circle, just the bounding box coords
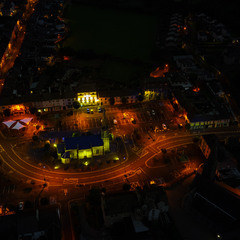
[145,154,167,168]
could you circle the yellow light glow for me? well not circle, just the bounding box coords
[77,92,99,104]
[83,161,89,166]
[53,144,57,148]
[150,180,156,185]
[11,104,24,111]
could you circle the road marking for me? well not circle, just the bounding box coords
[130,182,140,190]
[63,178,79,185]
[0,144,4,152]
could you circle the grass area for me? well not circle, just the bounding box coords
[63,4,158,62]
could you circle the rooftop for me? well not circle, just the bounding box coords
[104,191,138,216]
[174,85,230,122]
[65,134,103,150]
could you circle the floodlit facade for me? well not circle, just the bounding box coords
[57,130,110,164]
[77,91,98,105]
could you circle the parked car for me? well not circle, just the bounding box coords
[152,109,155,115]
[18,202,24,211]
[162,123,167,130]
[131,118,136,124]
[86,108,90,114]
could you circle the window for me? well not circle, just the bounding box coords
[96,149,99,154]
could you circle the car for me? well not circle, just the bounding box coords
[162,123,167,130]
[86,108,90,114]
[98,107,102,112]
[151,110,155,115]
[90,109,93,114]
[178,123,183,128]
[131,118,136,124]
[18,202,24,211]
[67,110,73,116]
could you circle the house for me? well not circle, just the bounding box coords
[199,134,218,159]
[173,55,197,72]
[101,191,139,227]
[197,31,208,41]
[190,178,240,236]
[0,205,61,240]
[173,86,231,130]
[98,89,139,105]
[167,72,192,90]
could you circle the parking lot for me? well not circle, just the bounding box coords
[54,100,185,135]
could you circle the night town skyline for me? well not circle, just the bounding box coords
[1,1,240,240]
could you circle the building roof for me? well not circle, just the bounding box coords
[0,205,61,240]
[193,181,240,228]
[104,191,138,216]
[98,89,139,98]
[65,134,103,150]
[40,130,76,140]
[202,134,218,149]
[174,86,230,122]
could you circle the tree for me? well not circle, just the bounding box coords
[24,200,33,209]
[193,136,200,143]
[29,107,37,115]
[137,94,144,102]
[40,197,49,206]
[44,143,50,151]
[123,183,131,191]
[73,101,80,109]
[121,97,127,105]
[3,108,11,117]
[32,135,39,142]
[185,123,191,130]
[161,148,167,154]
[72,132,81,137]
[109,97,115,105]
[87,187,101,206]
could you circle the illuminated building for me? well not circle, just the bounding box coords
[11,104,26,115]
[57,131,109,164]
[98,89,139,105]
[77,91,98,106]
[172,87,230,130]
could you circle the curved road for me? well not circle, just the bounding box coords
[0,133,194,186]
[1,129,239,186]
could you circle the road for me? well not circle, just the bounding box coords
[0,0,38,94]
[1,125,240,240]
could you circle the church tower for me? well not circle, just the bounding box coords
[101,108,110,152]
